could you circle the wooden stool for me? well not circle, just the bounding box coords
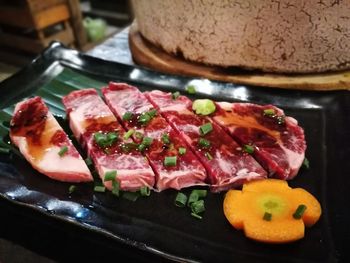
[0,0,86,56]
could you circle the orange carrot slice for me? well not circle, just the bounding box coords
[223,179,321,243]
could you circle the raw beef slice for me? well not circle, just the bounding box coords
[10,96,92,182]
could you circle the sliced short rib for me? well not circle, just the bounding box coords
[146,91,267,192]
[213,102,306,179]
[62,89,155,191]
[102,83,207,191]
[10,97,92,182]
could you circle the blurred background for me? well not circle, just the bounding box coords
[0,2,132,260]
[0,0,133,81]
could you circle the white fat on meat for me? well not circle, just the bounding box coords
[10,98,92,182]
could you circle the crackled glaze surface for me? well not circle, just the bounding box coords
[132,0,350,73]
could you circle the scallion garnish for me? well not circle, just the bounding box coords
[164,156,177,167]
[187,192,199,207]
[123,111,133,121]
[178,147,186,155]
[94,132,105,145]
[104,170,117,181]
[112,181,120,196]
[303,158,310,169]
[263,108,275,116]
[243,144,254,154]
[122,191,140,202]
[205,152,213,160]
[190,200,205,214]
[123,129,134,140]
[172,91,180,100]
[263,212,272,221]
[186,85,196,94]
[175,192,188,207]
[191,189,207,198]
[198,138,210,148]
[293,204,307,219]
[94,131,118,148]
[107,132,118,143]
[94,185,106,192]
[68,185,76,194]
[191,212,203,220]
[161,133,170,145]
[58,146,68,157]
[148,109,157,118]
[140,186,151,196]
[138,136,153,152]
[142,136,153,146]
[199,122,213,135]
[138,109,157,126]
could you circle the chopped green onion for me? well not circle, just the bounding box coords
[243,145,254,154]
[0,147,10,154]
[199,122,213,135]
[122,111,133,121]
[175,192,188,207]
[138,144,146,152]
[107,132,118,144]
[303,158,310,169]
[138,136,153,152]
[190,200,205,214]
[263,108,275,116]
[58,146,68,157]
[161,133,170,145]
[68,185,76,194]
[94,131,118,148]
[198,138,210,148]
[138,113,151,125]
[123,129,134,140]
[164,156,177,167]
[263,212,272,221]
[138,109,157,126]
[112,181,120,196]
[192,99,216,115]
[134,131,144,140]
[122,191,140,201]
[140,186,151,196]
[187,192,199,207]
[94,185,106,193]
[142,137,153,146]
[104,170,117,181]
[94,132,105,145]
[172,91,180,100]
[205,152,213,160]
[293,204,307,219]
[191,189,207,198]
[148,109,157,118]
[85,157,93,166]
[178,147,186,155]
[186,85,196,94]
[191,212,203,220]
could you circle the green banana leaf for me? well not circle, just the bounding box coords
[0,68,107,153]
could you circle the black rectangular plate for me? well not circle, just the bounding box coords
[0,43,349,263]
